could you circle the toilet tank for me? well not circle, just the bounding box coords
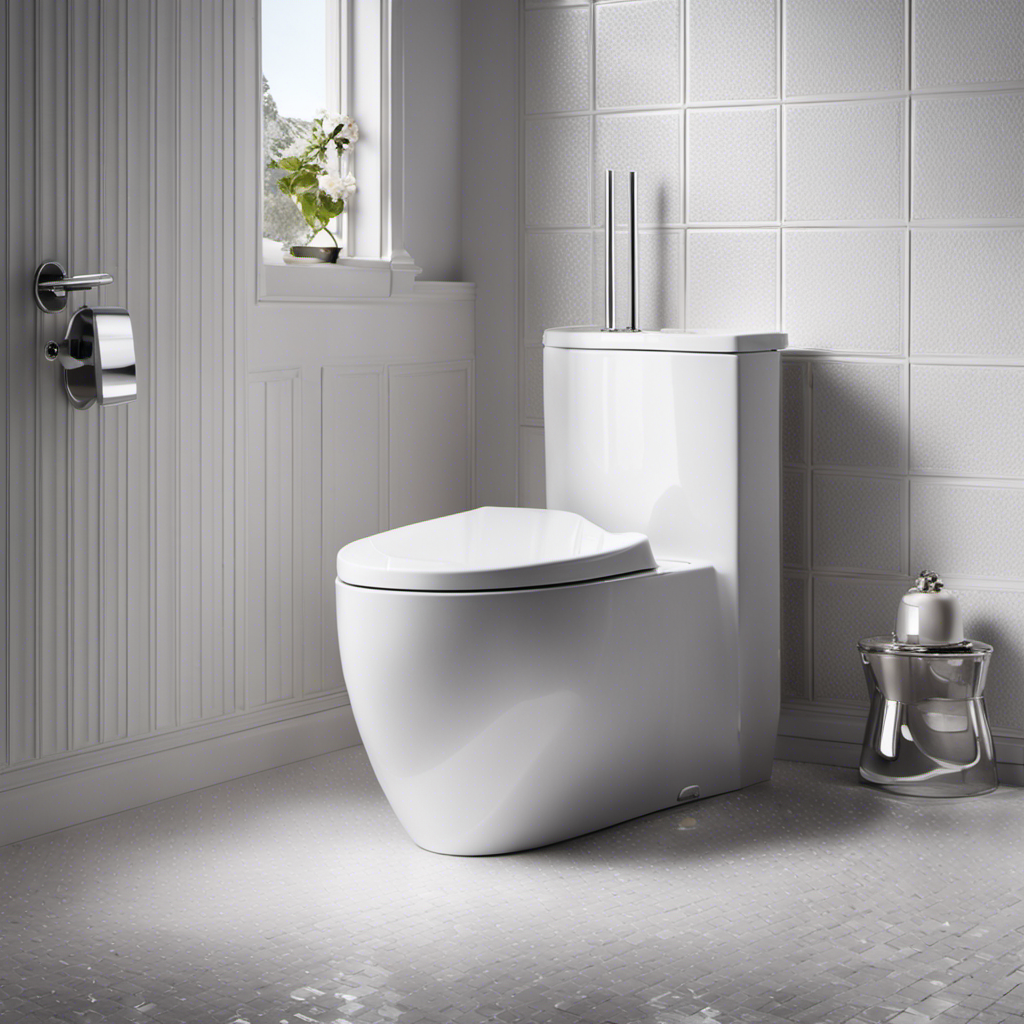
[542,327,788,786]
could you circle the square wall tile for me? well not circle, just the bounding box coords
[596,0,680,109]
[524,6,591,115]
[688,0,777,102]
[955,585,1024,732]
[811,360,904,471]
[912,94,1024,221]
[785,100,904,222]
[911,230,1024,358]
[781,359,807,464]
[686,107,778,223]
[911,480,1024,582]
[784,229,904,354]
[782,574,810,700]
[813,575,911,704]
[914,0,1024,88]
[910,364,1024,479]
[525,116,591,227]
[686,229,778,330]
[785,0,903,98]
[525,231,594,341]
[783,469,807,568]
[594,112,682,225]
[813,473,905,575]
[521,345,545,423]
[519,427,547,509]
[592,230,682,330]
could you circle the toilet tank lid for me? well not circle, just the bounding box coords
[337,506,657,592]
[543,326,788,353]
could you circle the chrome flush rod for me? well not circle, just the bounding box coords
[602,169,639,332]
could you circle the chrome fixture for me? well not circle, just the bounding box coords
[858,570,997,797]
[34,260,113,313]
[34,261,136,411]
[602,169,639,332]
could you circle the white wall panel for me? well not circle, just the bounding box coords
[524,6,590,114]
[687,0,777,103]
[912,94,1024,222]
[910,365,1024,479]
[784,229,904,354]
[518,426,547,510]
[784,0,903,98]
[321,366,388,695]
[524,116,592,227]
[590,230,682,331]
[910,230,1024,358]
[686,229,778,330]
[595,0,680,109]
[389,362,474,529]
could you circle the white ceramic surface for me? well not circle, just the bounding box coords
[336,328,785,855]
[543,331,784,788]
[337,560,734,856]
[337,506,655,592]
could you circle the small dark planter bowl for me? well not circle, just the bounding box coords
[289,245,341,263]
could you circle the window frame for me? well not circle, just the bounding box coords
[258,0,420,301]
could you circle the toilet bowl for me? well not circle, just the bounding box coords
[336,506,736,856]
[336,327,787,856]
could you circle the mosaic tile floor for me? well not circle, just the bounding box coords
[1,748,1023,1024]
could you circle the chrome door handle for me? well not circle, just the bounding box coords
[33,261,113,312]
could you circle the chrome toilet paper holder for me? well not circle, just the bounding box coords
[34,260,137,411]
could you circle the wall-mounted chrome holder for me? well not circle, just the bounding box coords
[34,261,136,411]
[602,169,639,333]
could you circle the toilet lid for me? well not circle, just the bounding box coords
[337,506,657,592]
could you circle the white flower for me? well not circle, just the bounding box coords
[280,138,306,159]
[317,172,357,203]
[338,116,359,146]
[318,110,344,136]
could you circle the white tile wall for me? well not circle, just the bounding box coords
[593,111,682,225]
[524,6,591,115]
[525,116,591,227]
[913,0,1024,88]
[782,574,809,700]
[812,473,905,575]
[686,107,778,223]
[911,481,1024,582]
[595,0,680,110]
[687,0,777,102]
[813,575,911,704]
[910,364,1024,479]
[784,229,904,354]
[912,93,1024,221]
[910,230,1024,358]
[811,361,904,471]
[954,583,1024,732]
[782,469,807,568]
[591,230,683,330]
[686,229,778,329]
[524,230,594,341]
[518,426,547,509]
[784,0,904,98]
[518,0,1024,737]
[784,100,904,222]
[781,360,807,465]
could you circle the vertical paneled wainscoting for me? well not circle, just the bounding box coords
[0,0,476,846]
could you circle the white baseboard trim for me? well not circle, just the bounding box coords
[0,704,361,848]
[776,703,1024,786]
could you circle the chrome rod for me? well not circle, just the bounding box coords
[603,169,615,331]
[37,272,113,293]
[628,170,639,332]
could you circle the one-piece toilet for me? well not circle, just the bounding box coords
[336,324,788,856]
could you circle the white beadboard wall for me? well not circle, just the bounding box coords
[516,0,1024,777]
[1,0,475,845]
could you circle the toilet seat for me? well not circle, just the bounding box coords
[337,506,657,592]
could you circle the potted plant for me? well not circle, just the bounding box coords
[268,109,358,263]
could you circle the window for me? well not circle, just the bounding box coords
[259,0,417,298]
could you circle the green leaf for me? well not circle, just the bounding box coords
[276,155,302,172]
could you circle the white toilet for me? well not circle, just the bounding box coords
[336,324,788,856]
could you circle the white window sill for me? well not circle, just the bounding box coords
[259,239,473,304]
